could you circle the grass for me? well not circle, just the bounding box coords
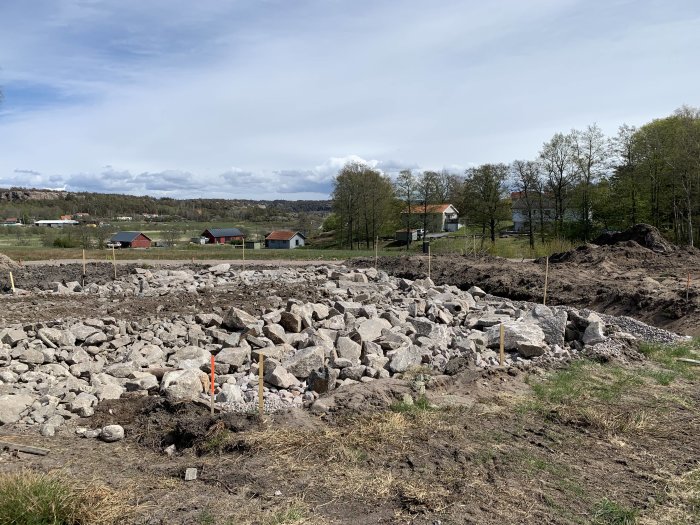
[638,338,700,380]
[390,395,434,413]
[0,471,129,525]
[521,355,698,434]
[591,499,638,525]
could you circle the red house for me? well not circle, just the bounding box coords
[110,231,152,248]
[201,228,245,244]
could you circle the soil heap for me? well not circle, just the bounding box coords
[0,253,19,272]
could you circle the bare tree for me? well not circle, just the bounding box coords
[512,160,542,249]
[416,171,440,241]
[540,133,576,238]
[395,170,416,250]
[571,124,609,240]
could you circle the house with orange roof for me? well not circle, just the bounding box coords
[400,203,460,232]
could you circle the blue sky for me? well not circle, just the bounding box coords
[0,0,698,199]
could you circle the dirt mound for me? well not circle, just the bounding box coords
[593,223,676,253]
[0,253,19,272]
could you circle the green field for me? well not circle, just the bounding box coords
[0,221,577,261]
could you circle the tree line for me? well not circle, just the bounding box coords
[331,106,700,249]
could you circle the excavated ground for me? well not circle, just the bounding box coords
[1,239,699,524]
[350,242,700,337]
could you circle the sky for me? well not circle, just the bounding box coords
[0,0,698,200]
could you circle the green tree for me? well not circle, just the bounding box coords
[462,164,510,243]
[540,132,576,237]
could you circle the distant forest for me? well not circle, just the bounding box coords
[0,189,331,223]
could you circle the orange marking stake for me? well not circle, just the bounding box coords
[210,355,215,416]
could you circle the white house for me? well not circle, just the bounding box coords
[401,204,460,232]
[34,219,79,228]
[265,230,306,249]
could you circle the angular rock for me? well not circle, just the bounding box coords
[282,346,325,379]
[486,321,547,357]
[389,346,422,373]
[0,393,34,424]
[279,311,303,333]
[215,346,251,370]
[355,318,391,343]
[160,369,207,401]
[222,307,259,330]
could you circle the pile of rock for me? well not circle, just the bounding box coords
[0,265,682,433]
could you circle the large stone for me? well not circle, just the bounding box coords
[486,321,547,357]
[208,263,231,274]
[335,336,361,364]
[18,348,46,365]
[307,367,339,394]
[100,425,125,442]
[527,305,567,346]
[263,324,287,344]
[583,321,606,345]
[223,307,260,330]
[279,312,303,333]
[216,383,244,404]
[355,318,392,343]
[263,360,298,389]
[0,393,34,424]
[160,369,207,401]
[69,324,100,342]
[38,328,76,348]
[125,372,159,392]
[389,346,422,373]
[334,301,363,315]
[167,346,211,370]
[215,347,251,369]
[282,346,325,379]
[2,328,27,346]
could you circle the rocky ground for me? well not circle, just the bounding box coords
[0,234,699,524]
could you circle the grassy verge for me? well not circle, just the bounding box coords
[0,471,130,525]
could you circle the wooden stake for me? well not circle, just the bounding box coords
[111,245,117,280]
[428,243,431,280]
[9,272,15,293]
[258,352,265,419]
[543,255,549,305]
[499,323,505,366]
[374,236,378,269]
[82,249,86,287]
[210,355,215,416]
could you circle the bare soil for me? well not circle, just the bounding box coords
[2,359,699,524]
[351,241,700,337]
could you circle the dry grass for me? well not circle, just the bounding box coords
[639,467,700,524]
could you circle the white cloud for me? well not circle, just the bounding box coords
[0,0,699,198]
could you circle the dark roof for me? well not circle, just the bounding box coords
[111,231,151,243]
[265,230,306,241]
[203,228,244,238]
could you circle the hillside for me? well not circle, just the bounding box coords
[0,187,331,222]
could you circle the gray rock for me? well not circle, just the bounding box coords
[355,317,392,343]
[279,311,303,333]
[184,468,198,481]
[37,328,76,348]
[486,321,547,357]
[308,367,339,394]
[2,328,27,346]
[0,393,34,424]
[583,321,606,345]
[100,425,125,442]
[216,383,244,403]
[215,347,251,369]
[263,324,287,344]
[18,348,45,365]
[528,305,567,346]
[389,346,422,373]
[160,369,206,401]
[282,346,325,379]
[336,336,361,364]
[168,346,211,370]
[263,360,298,389]
[223,307,259,330]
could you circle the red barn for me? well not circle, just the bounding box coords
[201,227,245,244]
[110,231,152,248]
